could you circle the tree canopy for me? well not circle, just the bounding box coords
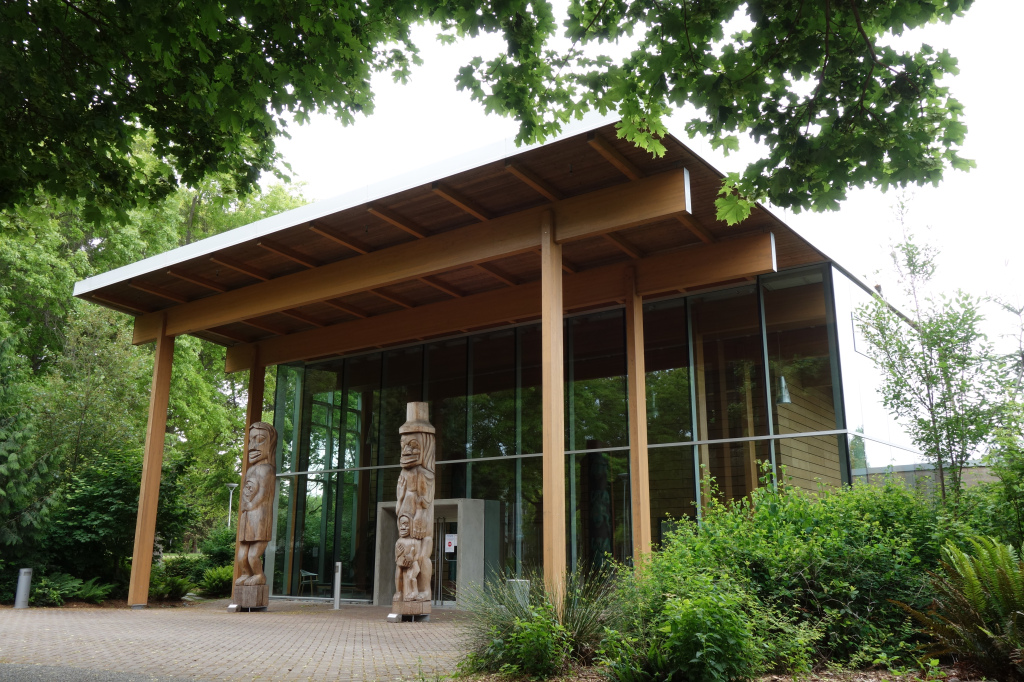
[2,0,973,223]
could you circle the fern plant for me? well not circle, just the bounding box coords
[898,537,1024,680]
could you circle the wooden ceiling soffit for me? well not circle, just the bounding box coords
[129,281,189,304]
[587,132,644,180]
[257,239,319,268]
[431,182,493,221]
[210,255,272,281]
[505,161,564,201]
[603,232,643,259]
[309,223,371,254]
[167,269,229,293]
[133,169,689,344]
[676,213,716,244]
[474,262,518,286]
[225,231,775,372]
[367,205,428,238]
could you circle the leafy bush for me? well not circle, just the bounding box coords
[899,537,1024,681]
[602,572,818,682]
[200,564,234,597]
[615,476,952,668]
[76,577,115,604]
[199,526,237,566]
[30,572,83,606]
[460,565,621,671]
[148,563,194,601]
[465,601,570,678]
[164,554,213,584]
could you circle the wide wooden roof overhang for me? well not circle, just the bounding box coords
[73,120,828,373]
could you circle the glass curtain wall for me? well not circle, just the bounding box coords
[270,264,853,596]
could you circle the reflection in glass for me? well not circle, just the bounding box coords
[643,298,693,444]
[567,311,628,450]
[648,446,697,543]
[762,268,843,489]
[567,450,631,570]
[689,286,768,501]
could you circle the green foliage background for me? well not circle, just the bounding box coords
[0,172,305,594]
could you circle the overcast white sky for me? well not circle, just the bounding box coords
[268,0,1024,349]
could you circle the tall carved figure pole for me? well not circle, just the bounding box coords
[391,402,435,621]
[229,421,276,611]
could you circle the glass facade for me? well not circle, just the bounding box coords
[268,264,856,598]
[830,266,918,469]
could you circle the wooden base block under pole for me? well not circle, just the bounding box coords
[127,320,175,607]
[625,268,652,560]
[540,210,567,597]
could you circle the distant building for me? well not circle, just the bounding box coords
[74,118,916,606]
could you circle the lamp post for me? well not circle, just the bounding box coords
[226,483,239,528]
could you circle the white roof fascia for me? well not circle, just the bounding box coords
[73,112,619,298]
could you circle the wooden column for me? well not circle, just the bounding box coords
[624,269,652,559]
[231,352,265,602]
[540,210,567,596]
[127,316,175,607]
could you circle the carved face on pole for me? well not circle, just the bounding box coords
[248,422,277,466]
[398,514,411,538]
[398,403,435,472]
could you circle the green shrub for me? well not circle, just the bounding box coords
[199,526,237,566]
[460,566,622,670]
[899,537,1024,681]
[602,574,799,682]
[200,564,234,597]
[30,573,83,606]
[164,554,213,584]
[466,602,570,678]
[75,577,115,604]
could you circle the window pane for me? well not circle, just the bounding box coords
[378,347,423,467]
[567,450,631,570]
[425,337,468,462]
[567,310,628,450]
[469,329,517,458]
[643,298,693,445]
[648,445,697,545]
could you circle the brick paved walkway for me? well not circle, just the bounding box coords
[0,600,467,681]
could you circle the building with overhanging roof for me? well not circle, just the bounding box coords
[74,117,914,607]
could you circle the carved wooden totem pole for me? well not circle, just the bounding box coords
[231,421,276,610]
[392,402,435,620]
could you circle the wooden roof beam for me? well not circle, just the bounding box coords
[210,256,272,282]
[133,169,687,343]
[226,232,776,372]
[587,132,645,180]
[129,281,189,304]
[474,262,518,287]
[309,223,371,254]
[604,232,644,260]
[207,326,252,344]
[167,269,229,293]
[676,214,716,244]
[432,182,493,221]
[278,309,327,328]
[367,205,428,239]
[239,318,290,335]
[324,299,370,319]
[92,293,152,315]
[370,289,415,309]
[505,161,564,201]
[257,239,319,268]
[419,276,464,298]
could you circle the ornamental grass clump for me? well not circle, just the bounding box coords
[459,565,622,677]
[898,537,1024,681]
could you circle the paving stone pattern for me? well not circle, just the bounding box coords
[0,600,467,681]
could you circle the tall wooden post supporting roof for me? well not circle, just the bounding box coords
[231,352,265,603]
[540,210,567,596]
[127,316,175,607]
[624,268,652,559]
